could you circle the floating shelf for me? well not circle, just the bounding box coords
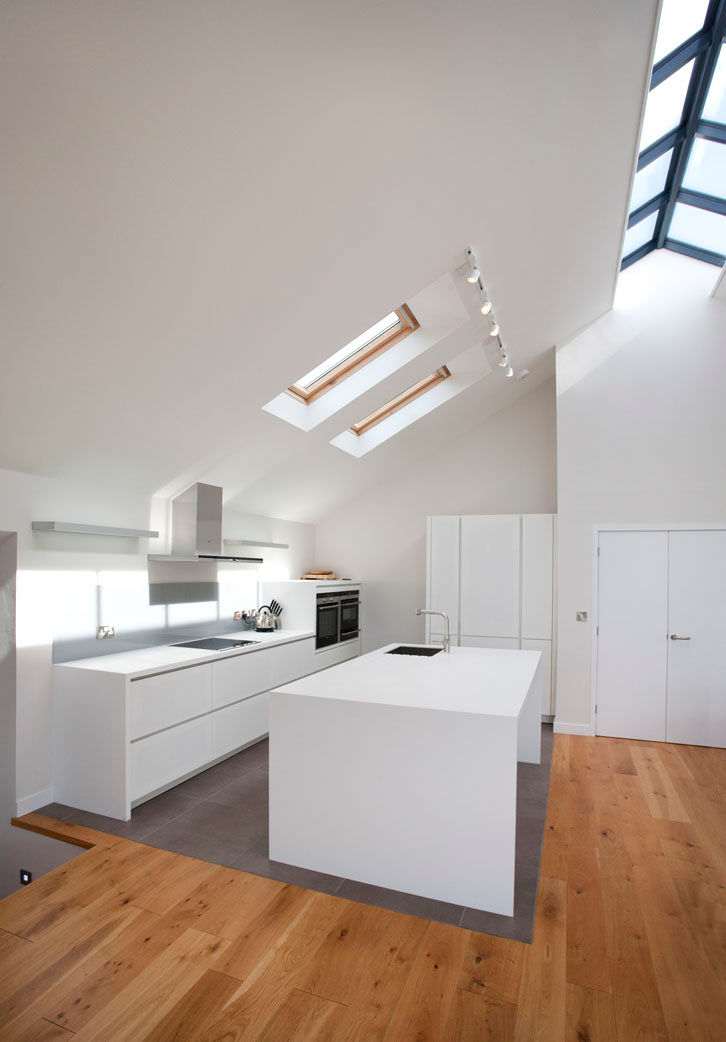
[223,539,290,550]
[32,521,159,538]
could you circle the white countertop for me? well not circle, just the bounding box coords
[274,643,541,718]
[55,628,315,679]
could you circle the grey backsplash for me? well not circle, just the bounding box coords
[52,577,259,664]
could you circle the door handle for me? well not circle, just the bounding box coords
[669,634,691,640]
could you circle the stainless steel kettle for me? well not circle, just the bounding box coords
[254,605,275,632]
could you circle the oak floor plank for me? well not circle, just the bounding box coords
[192,870,287,940]
[253,986,347,1042]
[457,931,524,1006]
[141,967,241,1042]
[565,843,611,993]
[442,988,516,1041]
[512,876,567,1042]
[630,744,691,823]
[381,920,469,1042]
[216,884,315,983]
[565,983,617,1042]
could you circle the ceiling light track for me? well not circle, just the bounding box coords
[464,247,514,377]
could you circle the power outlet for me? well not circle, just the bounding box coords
[576,611,588,622]
[19,869,32,886]
[233,611,242,622]
[97,625,115,639]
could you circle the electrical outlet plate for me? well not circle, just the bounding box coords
[576,611,588,622]
[19,869,31,885]
[97,625,115,639]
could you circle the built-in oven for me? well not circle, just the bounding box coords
[339,592,360,642]
[316,593,341,649]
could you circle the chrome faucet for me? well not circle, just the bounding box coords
[415,608,451,653]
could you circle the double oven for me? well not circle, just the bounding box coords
[316,587,360,650]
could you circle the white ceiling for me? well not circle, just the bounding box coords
[0,0,659,522]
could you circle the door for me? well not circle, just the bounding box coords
[596,531,668,741]
[460,515,520,639]
[666,531,726,747]
[427,516,460,639]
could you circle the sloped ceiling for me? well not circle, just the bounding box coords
[0,0,658,522]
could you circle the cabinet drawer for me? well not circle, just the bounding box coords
[212,692,269,759]
[129,664,212,740]
[212,650,273,709]
[273,639,314,687]
[130,715,212,801]
[314,640,360,670]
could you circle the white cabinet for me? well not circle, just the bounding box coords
[273,637,315,686]
[130,716,212,801]
[212,692,269,759]
[460,516,521,639]
[212,650,273,709]
[427,513,556,715]
[426,516,460,640]
[129,664,212,740]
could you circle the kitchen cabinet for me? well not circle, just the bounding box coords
[426,513,556,715]
[54,633,320,820]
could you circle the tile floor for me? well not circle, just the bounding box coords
[41,722,554,942]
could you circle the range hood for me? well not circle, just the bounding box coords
[148,483,263,563]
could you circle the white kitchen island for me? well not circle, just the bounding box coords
[269,643,543,916]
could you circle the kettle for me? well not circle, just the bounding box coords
[254,605,275,632]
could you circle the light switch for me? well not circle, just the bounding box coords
[576,611,588,622]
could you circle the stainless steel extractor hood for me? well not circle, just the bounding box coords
[148,483,263,563]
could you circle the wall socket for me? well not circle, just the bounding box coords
[576,611,588,622]
[19,869,32,886]
[97,625,115,639]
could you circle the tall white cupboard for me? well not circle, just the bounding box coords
[425,514,556,714]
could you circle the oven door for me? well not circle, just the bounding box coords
[339,596,360,641]
[316,598,340,649]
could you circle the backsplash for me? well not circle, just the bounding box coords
[52,570,259,663]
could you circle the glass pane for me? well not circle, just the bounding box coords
[653,0,709,64]
[683,138,726,198]
[639,59,694,150]
[622,212,658,257]
[630,149,673,210]
[668,202,726,254]
[702,42,726,123]
[296,311,400,388]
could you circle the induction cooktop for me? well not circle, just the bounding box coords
[172,637,260,651]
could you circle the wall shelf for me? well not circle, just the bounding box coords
[223,538,290,550]
[32,521,159,538]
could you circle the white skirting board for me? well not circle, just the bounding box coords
[16,787,54,816]
[553,719,595,736]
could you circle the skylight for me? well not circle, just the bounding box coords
[622,0,726,270]
[349,367,451,436]
[287,306,419,404]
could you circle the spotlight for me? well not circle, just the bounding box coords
[480,293,492,315]
[505,365,514,378]
[489,320,500,337]
[466,248,481,284]
[497,345,508,367]
[467,266,481,284]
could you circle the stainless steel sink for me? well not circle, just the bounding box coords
[386,645,442,657]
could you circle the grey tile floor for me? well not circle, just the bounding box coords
[41,723,554,942]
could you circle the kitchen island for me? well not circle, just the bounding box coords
[269,643,543,916]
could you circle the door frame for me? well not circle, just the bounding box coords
[590,522,726,735]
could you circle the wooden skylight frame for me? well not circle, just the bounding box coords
[350,365,451,437]
[287,304,419,405]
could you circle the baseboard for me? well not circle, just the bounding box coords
[16,787,54,816]
[553,720,595,736]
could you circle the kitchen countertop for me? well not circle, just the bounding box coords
[55,628,315,679]
[274,643,542,718]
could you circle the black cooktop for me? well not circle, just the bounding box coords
[172,637,260,651]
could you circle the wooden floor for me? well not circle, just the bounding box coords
[1,735,725,1041]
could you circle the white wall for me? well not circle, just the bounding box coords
[0,466,314,842]
[555,250,726,733]
[315,380,557,653]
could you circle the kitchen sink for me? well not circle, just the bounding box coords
[386,645,442,657]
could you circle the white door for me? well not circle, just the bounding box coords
[427,516,460,639]
[666,531,726,747]
[460,515,520,639]
[521,515,553,640]
[596,531,668,741]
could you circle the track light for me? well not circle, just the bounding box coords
[497,344,508,367]
[464,246,516,377]
[467,267,481,284]
[505,365,514,378]
[479,293,492,315]
[466,248,481,284]
[489,320,499,337]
